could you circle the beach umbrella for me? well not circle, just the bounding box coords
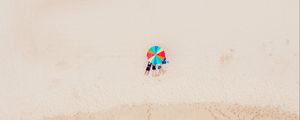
[147,46,166,65]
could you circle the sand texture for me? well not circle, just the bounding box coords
[45,103,299,120]
[0,0,299,119]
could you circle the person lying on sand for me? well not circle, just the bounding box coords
[144,62,152,75]
[152,65,158,77]
[157,65,165,75]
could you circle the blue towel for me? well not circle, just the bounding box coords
[162,58,168,64]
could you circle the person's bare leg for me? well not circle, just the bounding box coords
[151,65,156,77]
[158,66,165,75]
[161,67,166,75]
[152,70,158,77]
[157,69,162,76]
[152,70,156,77]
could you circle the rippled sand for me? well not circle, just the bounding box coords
[45,103,299,120]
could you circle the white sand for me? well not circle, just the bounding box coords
[45,103,299,120]
[0,0,299,119]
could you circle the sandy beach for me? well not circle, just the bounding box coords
[45,103,299,120]
[0,0,299,119]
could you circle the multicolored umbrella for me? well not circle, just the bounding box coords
[147,46,166,65]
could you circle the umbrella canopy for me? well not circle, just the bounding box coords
[147,46,166,65]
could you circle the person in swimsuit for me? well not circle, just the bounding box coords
[144,62,152,75]
[156,58,167,76]
[152,65,156,70]
[152,64,158,77]
[157,64,165,75]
